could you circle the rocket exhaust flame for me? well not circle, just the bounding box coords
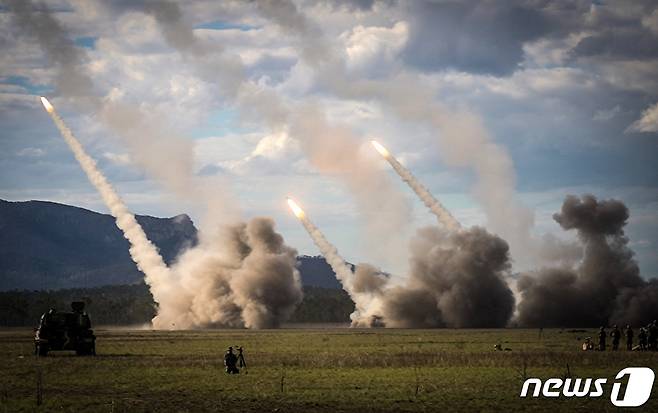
[370,140,461,232]
[370,140,390,158]
[39,96,173,325]
[287,197,305,219]
[40,96,54,113]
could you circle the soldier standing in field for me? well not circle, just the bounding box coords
[625,325,634,351]
[638,327,647,350]
[224,347,239,374]
[649,321,658,351]
[610,325,621,351]
[598,327,606,351]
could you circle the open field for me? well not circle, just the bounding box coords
[0,327,656,412]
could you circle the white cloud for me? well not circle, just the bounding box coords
[342,21,408,74]
[17,147,46,157]
[102,151,131,165]
[627,102,658,133]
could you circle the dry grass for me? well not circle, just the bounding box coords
[0,327,656,412]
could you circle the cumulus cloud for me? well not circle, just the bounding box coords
[572,2,658,60]
[342,21,408,76]
[627,102,658,132]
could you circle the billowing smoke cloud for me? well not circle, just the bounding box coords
[371,141,460,232]
[172,217,303,329]
[517,195,658,327]
[380,226,515,328]
[15,2,303,329]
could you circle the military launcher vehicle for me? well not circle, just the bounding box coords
[34,301,96,356]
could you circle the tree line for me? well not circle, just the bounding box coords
[0,284,353,327]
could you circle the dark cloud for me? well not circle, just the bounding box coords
[6,0,95,98]
[399,1,658,76]
[572,29,658,60]
[517,194,658,327]
[568,2,658,60]
[401,1,552,76]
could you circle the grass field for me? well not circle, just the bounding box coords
[0,327,656,412]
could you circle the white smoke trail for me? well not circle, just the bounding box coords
[287,198,376,323]
[371,141,461,232]
[39,97,180,326]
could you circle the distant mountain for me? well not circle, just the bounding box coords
[296,255,342,289]
[0,200,342,291]
[0,199,198,290]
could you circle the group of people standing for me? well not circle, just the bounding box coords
[596,321,658,351]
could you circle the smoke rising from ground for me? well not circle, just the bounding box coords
[379,226,516,328]
[172,218,303,329]
[516,195,658,327]
[372,141,461,232]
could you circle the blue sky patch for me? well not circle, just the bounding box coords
[194,20,254,31]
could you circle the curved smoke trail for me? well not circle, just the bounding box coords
[39,97,174,323]
[287,198,380,324]
[371,141,461,232]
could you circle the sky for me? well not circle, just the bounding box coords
[1,0,657,279]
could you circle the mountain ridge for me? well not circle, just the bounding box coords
[0,199,341,291]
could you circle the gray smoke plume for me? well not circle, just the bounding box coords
[6,0,94,99]
[12,1,304,329]
[175,217,303,329]
[380,226,515,328]
[516,195,658,327]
